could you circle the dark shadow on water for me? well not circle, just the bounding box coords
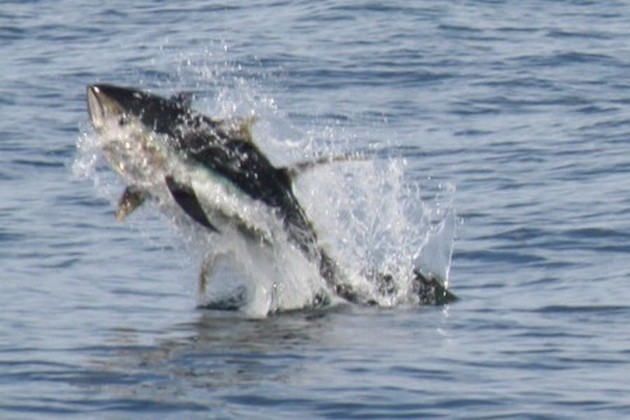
[58,297,456,417]
[179,305,341,352]
[88,305,344,393]
[61,307,349,416]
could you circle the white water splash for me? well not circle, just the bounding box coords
[74,52,457,315]
[296,157,457,306]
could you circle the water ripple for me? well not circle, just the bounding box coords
[3,0,630,418]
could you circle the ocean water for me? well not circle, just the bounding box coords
[2,0,630,418]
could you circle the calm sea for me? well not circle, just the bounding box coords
[2,0,630,418]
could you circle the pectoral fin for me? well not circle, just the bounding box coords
[164,175,220,233]
[217,116,258,142]
[169,91,195,109]
[116,186,147,222]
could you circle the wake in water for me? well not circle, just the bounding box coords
[74,54,457,317]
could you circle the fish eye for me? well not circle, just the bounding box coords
[118,115,129,126]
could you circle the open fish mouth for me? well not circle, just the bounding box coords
[87,85,126,132]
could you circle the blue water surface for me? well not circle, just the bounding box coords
[2,0,630,418]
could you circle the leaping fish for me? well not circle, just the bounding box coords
[86,84,457,308]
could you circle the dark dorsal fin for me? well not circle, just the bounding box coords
[169,91,195,109]
[164,175,219,233]
[216,116,258,142]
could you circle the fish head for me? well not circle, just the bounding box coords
[87,84,191,134]
[86,84,189,183]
